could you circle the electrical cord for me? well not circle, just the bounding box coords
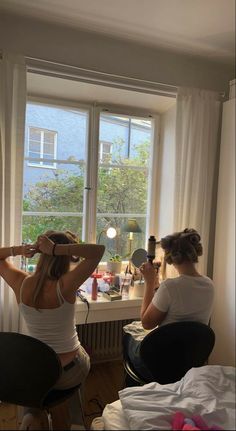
[77,291,90,324]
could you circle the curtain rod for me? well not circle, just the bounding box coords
[26,57,178,98]
[1,54,225,99]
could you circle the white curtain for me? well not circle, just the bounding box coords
[174,87,221,275]
[0,53,26,331]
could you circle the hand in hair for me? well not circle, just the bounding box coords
[139,261,159,289]
[37,235,55,255]
[22,243,39,258]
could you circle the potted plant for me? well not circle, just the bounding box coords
[107,254,122,274]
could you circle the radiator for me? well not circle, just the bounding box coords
[77,319,133,362]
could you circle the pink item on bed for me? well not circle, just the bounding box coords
[172,412,223,430]
[192,415,210,429]
[172,411,185,430]
[182,425,200,430]
[192,415,223,430]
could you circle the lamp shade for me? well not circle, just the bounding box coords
[122,219,142,233]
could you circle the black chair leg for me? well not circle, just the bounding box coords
[67,388,87,429]
[46,409,53,430]
[125,372,142,387]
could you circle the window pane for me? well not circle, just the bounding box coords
[23,103,88,242]
[97,113,152,260]
[22,215,83,243]
[29,141,41,153]
[23,162,85,212]
[29,128,41,141]
[44,131,55,144]
[29,151,40,159]
[44,143,54,155]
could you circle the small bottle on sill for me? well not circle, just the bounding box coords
[91,277,98,301]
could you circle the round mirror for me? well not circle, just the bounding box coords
[131,248,147,268]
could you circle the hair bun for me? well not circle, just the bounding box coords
[160,235,174,250]
[65,230,79,243]
[161,228,202,265]
[181,229,200,243]
[189,234,200,245]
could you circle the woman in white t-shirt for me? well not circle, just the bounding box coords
[141,228,214,329]
[124,228,214,379]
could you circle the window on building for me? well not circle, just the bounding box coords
[28,127,57,168]
[100,141,112,162]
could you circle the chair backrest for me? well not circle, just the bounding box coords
[140,321,215,384]
[0,332,62,408]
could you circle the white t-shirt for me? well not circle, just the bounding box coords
[152,274,214,326]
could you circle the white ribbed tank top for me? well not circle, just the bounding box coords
[19,278,80,354]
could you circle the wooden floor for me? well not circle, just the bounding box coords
[84,360,125,429]
[0,360,125,430]
[0,403,18,430]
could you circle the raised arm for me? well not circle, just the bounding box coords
[37,235,105,293]
[140,261,166,329]
[0,244,37,297]
[0,246,23,260]
[0,245,37,261]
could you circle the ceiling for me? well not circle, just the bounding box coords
[0,0,235,64]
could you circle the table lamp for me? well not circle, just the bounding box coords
[122,219,142,271]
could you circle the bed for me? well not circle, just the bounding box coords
[91,365,235,430]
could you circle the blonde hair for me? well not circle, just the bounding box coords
[160,228,202,266]
[33,230,79,309]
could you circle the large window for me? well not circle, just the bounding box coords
[22,102,156,262]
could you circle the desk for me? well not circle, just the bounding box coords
[75,288,142,325]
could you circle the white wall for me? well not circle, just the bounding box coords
[210,97,235,366]
[0,11,234,93]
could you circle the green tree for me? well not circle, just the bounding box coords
[23,166,84,242]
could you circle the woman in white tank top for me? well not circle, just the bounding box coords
[0,230,105,427]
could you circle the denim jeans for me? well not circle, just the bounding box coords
[123,333,153,380]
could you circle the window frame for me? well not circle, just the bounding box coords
[23,96,160,249]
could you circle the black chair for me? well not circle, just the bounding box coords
[0,332,86,430]
[123,321,215,386]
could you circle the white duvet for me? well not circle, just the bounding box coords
[102,365,235,430]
